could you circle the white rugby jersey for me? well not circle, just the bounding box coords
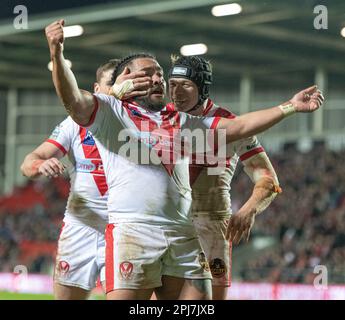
[167,100,265,218]
[86,94,220,226]
[47,116,108,230]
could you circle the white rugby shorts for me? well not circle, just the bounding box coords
[105,222,212,292]
[192,214,232,287]
[54,222,106,291]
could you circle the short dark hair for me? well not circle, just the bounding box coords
[110,52,156,85]
[96,59,120,83]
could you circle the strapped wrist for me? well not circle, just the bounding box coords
[109,79,134,99]
[278,102,296,117]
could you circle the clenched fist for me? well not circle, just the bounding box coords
[45,19,65,59]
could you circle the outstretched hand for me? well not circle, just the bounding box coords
[290,85,324,112]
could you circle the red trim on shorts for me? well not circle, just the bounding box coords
[58,222,65,241]
[105,224,115,294]
[239,147,265,162]
[46,139,67,155]
[84,95,99,127]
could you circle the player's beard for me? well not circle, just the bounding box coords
[134,95,166,112]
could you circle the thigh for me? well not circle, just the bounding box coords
[54,282,90,300]
[55,223,100,291]
[179,279,212,300]
[212,286,228,300]
[107,288,154,300]
[154,275,185,300]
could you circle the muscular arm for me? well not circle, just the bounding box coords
[216,85,324,143]
[46,20,94,126]
[21,142,65,179]
[52,55,94,125]
[217,106,284,143]
[241,152,281,216]
[226,152,281,244]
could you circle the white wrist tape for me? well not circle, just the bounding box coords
[110,79,134,99]
[278,103,296,117]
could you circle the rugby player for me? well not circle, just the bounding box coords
[20,60,150,299]
[167,55,281,299]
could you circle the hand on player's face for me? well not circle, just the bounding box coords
[38,158,65,179]
[45,19,65,58]
[108,67,153,99]
[168,78,199,113]
[226,208,256,245]
[131,58,166,104]
[290,85,325,112]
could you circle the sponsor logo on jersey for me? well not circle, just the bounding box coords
[130,108,142,117]
[76,158,97,173]
[246,140,259,150]
[132,131,159,148]
[119,261,133,280]
[210,258,227,278]
[58,260,70,275]
[198,252,210,272]
[82,130,95,146]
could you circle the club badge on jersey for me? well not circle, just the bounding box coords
[82,130,96,146]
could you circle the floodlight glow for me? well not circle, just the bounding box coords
[63,25,84,38]
[180,43,208,56]
[211,3,242,17]
[341,27,345,38]
[48,59,72,71]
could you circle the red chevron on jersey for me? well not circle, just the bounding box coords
[189,100,235,185]
[122,101,182,176]
[79,127,108,196]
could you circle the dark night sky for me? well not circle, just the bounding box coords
[0,0,122,20]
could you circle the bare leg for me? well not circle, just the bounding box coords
[107,288,154,300]
[54,282,90,300]
[212,286,228,300]
[179,279,212,300]
[154,276,185,300]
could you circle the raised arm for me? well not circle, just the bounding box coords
[21,142,65,179]
[216,85,324,143]
[226,152,281,244]
[45,19,94,126]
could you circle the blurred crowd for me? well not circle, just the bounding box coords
[0,178,67,274]
[0,143,344,284]
[232,143,345,284]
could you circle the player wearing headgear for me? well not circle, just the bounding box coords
[168,55,282,300]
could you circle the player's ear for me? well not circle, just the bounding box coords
[94,82,100,93]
